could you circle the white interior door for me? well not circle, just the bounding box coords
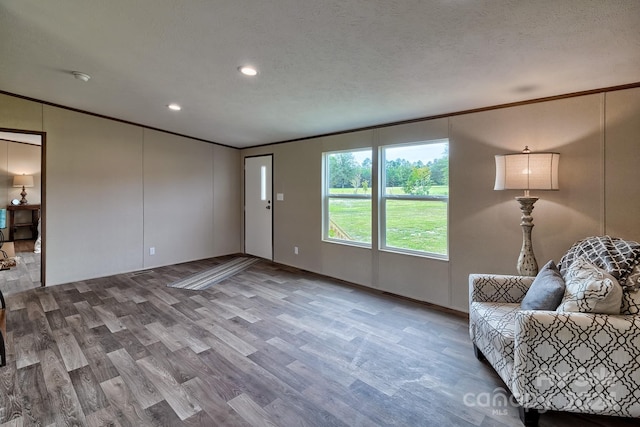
[245,155,273,259]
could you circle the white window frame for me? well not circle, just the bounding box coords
[379,139,449,259]
[322,148,372,248]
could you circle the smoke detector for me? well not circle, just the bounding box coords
[72,71,91,82]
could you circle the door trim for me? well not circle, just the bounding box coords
[243,154,274,260]
[0,127,46,286]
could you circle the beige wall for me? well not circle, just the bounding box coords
[2,86,638,311]
[448,94,604,309]
[604,88,640,239]
[143,130,215,268]
[212,144,242,256]
[0,140,42,236]
[0,93,42,131]
[45,106,145,283]
[7,142,42,206]
[0,93,241,286]
[0,141,42,239]
[241,87,640,312]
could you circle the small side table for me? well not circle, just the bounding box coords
[7,204,41,241]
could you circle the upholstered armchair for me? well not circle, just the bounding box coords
[469,236,640,426]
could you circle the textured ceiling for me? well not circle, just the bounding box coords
[1,0,639,148]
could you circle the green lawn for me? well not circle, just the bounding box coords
[328,187,448,255]
[328,199,372,243]
[384,200,447,255]
[330,185,448,196]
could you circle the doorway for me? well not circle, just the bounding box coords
[244,155,273,260]
[0,128,45,295]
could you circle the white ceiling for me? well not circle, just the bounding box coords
[1,1,639,148]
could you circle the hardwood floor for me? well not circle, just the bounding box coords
[0,256,638,426]
[0,240,41,296]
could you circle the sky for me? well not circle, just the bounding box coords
[352,139,448,164]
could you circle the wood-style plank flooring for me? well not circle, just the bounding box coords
[0,256,638,426]
[0,240,41,296]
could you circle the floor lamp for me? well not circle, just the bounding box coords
[494,147,560,276]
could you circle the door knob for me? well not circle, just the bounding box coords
[266,205,271,210]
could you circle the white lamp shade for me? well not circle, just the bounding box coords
[13,175,34,188]
[494,152,559,191]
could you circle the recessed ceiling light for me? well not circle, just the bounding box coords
[238,66,258,76]
[71,71,91,82]
[168,103,182,111]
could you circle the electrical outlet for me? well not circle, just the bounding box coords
[294,246,299,255]
[149,247,155,255]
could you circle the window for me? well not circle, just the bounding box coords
[380,140,449,258]
[323,149,373,246]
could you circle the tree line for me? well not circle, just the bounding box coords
[329,151,448,195]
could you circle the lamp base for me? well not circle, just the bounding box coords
[19,186,28,205]
[515,196,539,276]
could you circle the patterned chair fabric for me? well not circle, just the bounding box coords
[512,310,640,416]
[469,273,640,418]
[469,302,520,385]
[468,274,534,304]
[621,288,640,315]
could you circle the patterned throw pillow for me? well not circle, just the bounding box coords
[558,236,640,290]
[625,263,640,292]
[557,256,623,314]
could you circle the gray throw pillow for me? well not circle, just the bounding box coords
[521,260,566,310]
